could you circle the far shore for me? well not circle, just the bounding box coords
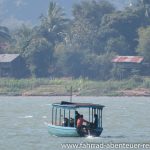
[0,77,149,97]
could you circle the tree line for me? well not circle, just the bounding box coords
[0,0,150,80]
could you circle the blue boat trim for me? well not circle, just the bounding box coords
[48,124,79,137]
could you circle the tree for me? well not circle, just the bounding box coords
[55,47,86,78]
[23,37,53,77]
[101,4,150,54]
[68,19,99,53]
[73,0,115,26]
[10,24,54,77]
[67,0,115,54]
[105,36,130,55]
[0,26,11,53]
[137,26,150,62]
[94,27,130,55]
[111,64,127,80]
[38,1,69,46]
[54,44,114,80]
[80,52,114,80]
[10,24,33,54]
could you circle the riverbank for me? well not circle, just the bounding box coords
[0,77,150,96]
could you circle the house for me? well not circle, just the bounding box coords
[112,56,147,78]
[0,54,27,78]
[112,56,144,68]
[112,56,144,63]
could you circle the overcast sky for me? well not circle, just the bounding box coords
[0,0,79,29]
[0,0,129,30]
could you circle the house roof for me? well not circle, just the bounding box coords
[112,56,144,63]
[0,54,20,63]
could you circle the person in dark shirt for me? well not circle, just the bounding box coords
[62,118,68,127]
[93,114,98,128]
[75,111,80,125]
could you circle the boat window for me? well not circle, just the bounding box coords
[61,109,76,127]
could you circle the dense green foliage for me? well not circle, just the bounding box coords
[0,77,149,96]
[1,0,150,79]
[0,26,12,53]
[137,27,150,62]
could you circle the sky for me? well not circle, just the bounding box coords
[0,0,82,29]
[0,0,130,30]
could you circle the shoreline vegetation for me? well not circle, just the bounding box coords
[0,77,150,96]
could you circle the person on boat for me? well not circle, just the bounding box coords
[77,115,88,128]
[62,117,68,127]
[70,118,74,127]
[93,114,98,129]
[89,114,98,129]
[76,115,89,135]
[75,111,80,125]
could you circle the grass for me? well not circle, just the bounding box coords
[0,77,149,96]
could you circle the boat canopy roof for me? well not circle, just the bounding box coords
[52,101,104,109]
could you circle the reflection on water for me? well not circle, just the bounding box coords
[0,96,150,150]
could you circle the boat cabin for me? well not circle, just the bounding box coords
[48,101,105,137]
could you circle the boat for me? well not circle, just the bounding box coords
[48,101,105,137]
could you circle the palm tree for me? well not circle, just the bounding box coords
[39,1,69,45]
[11,24,33,54]
[0,26,11,53]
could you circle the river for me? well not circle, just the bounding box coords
[0,96,150,150]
